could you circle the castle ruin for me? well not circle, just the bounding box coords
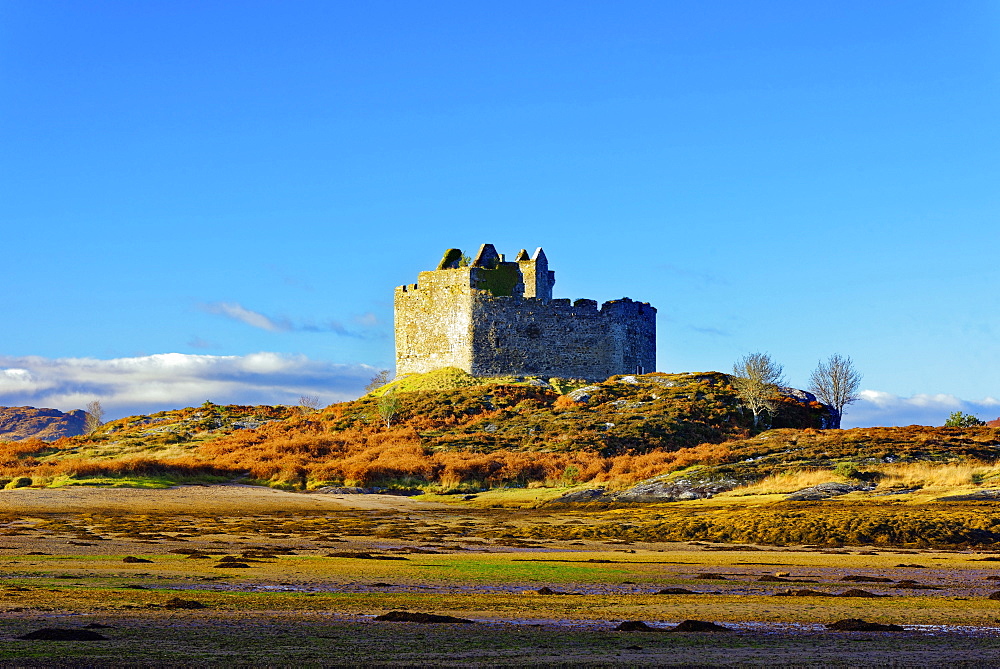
[394,244,656,380]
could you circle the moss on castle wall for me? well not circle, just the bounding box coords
[437,248,464,270]
[476,263,521,297]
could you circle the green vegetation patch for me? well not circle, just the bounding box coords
[476,263,521,297]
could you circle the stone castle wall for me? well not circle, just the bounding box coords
[395,269,475,374]
[394,245,656,380]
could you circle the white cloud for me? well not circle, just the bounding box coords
[0,368,40,393]
[354,312,379,327]
[6,356,993,430]
[0,353,377,419]
[201,302,383,339]
[202,302,290,332]
[843,390,1000,428]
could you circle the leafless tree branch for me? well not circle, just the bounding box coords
[808,354,862,429]
[84,400,105,435]
[731,352,785,429]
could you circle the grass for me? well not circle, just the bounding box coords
[371,367,593,397]
[6,495,1000,664]
[4,547,1000,625]
[875,461,1000,490]
[723,469,841,496]
[4,371,999,508]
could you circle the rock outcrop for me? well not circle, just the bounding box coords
[0,406,87,441]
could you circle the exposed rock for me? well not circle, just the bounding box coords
[374,611,473,624]
[785,482,873,501]
[655,588,698,595]
[326,551,409,561]
[534,587,565,595]
[612,476,741,503]
[825,618,904,632]
[937,489,1000,501]
[615,620,654,631]
[163,597,207,609]
[567,385,600,403]
[839,589,883,597]
[0,406,87,441]
[670,620,731,633]
[122,556,152,564]
[779,387,819,404]
[549,488,607,504]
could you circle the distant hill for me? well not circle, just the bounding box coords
[0,406,87,441]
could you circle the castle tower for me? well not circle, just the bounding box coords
[516,248,555,300]
[394,245,655,379]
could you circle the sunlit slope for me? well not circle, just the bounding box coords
[0,371,997,500]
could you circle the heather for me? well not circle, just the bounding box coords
[1,372,997,502]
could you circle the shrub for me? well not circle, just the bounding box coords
[945,411,985,427]
[834,462,863,481]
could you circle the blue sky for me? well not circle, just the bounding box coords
[1,1,998,426]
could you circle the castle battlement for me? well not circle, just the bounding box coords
[394,244,656,380]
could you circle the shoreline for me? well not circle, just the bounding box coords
[0,483,448,513]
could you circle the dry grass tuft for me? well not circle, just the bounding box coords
[875,461,1000,490]
[725,469,841,496]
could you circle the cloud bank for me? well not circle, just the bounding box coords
[0,353,378,419]
[2,354,997,430]
[843,390,1000,428]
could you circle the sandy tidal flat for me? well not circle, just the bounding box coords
[2,484,1000,666]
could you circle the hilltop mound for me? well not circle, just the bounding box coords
[371,367,589,396]
[0,406,87,441]
[7,371,998,502]
[0,372,834,491]
[345,370,833,456]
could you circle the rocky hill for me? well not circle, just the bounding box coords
[0,406,87,441]
[6,370,999,504]
[0,372,834,489]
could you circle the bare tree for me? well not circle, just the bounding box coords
[84,400,105,435]
[298,395,322,414]
[809,354,862,429]
[364,369,394,395]
[731,352,785,429]
[378,390,400,428]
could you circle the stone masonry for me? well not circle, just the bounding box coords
[394,244,656,380]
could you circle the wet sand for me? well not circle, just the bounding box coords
[0,483,444,514]
[2,484,1000,665]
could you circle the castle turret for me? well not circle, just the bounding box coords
[517,247,554,301]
